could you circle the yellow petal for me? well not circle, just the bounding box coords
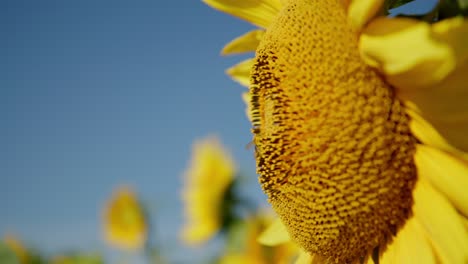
[242,92,252,122]
[412,178,468,264]
[3,235,30,264]
[415,144,468,218]
[401,61,468,152]
[257,218,290,246]
[219,254,263,264]
[203,0,282,28]
[361,17,468,152]
[432,16,468,66]
[347,0,384,29]
[222,30,265,55]
[380,217,436,264]
[365,256,375,264]
[180,136,235,245]
[360,17,468,88]
[405,102,468,160]
[294,251,313,264]
[226,58,254,87]
[103,187,147,250]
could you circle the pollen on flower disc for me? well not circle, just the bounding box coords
[251,0,418,263]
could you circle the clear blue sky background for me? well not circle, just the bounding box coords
[0,0,436,263]
[1,0,261,261]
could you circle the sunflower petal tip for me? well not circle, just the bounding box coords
[257,218,290,246]
[294,251,313,264]
[347,0,385,30]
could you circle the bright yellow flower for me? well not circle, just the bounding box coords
[3,235,29,264]
[102,186,147,251]
[204,0,468,263]
[180,136,236,245]
[220,213,299,264]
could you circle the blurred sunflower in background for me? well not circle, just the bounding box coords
[204,0,468,263]
[219,212,299,264]
[2,235,30,264]
[50,253,102,264]
[0,235,48,264]
[180,136,237,245]
[102,186,147,251]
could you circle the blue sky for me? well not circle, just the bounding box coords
[0,0,437,262]
[1,0,261,261]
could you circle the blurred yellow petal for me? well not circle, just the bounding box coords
[406,103,468,160]
[365,256,375,264]
[226,58,254,87]
[347,0,384,29]
[380,217,436,264]
[242,92,252,121]
[183,227,215,244]
[432,16,468,66]
[219,254,263,264]
[222,213,300,264]
[360,17,456,88]
[222,30,265,55]
[401,61,468,152]
[295,251,313,264]
[413,178,468,264]
[274,242,300,264]
[102,186,147,251]
[3,235,29,264]
[180,136,236,245]
[415,144,468,218]
[203,0,282,28]
[257,218,290,246]
[361,17,468,152]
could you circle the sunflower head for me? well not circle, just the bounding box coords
[102,186,147,251]
[251,0,418,262]
[180,136,236,245]
[203,0,468,262]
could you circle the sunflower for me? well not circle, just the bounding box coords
[204,0,468,263]
[220,212,299,264]
[180,136,236,245]
[2,235,30,264]
[102,186,147,251]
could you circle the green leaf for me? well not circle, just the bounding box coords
[224,219,248,253]
[458,0,468,9]
[52,253,103,264]
[72,254,103,264]
[0,243,19,264]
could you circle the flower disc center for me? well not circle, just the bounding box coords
[251,1,418,262]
